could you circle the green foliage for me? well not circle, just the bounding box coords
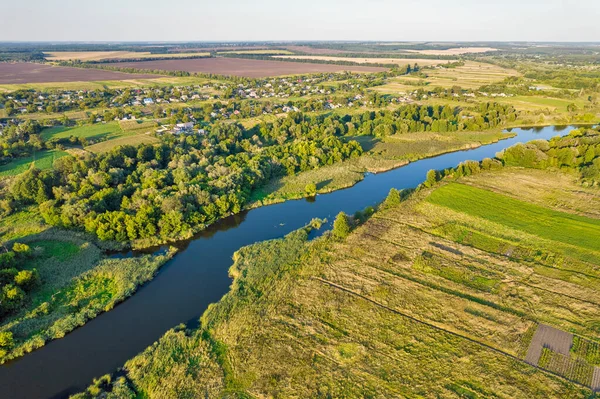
[333,212,351,238]
[382,188,401,209]
[425,169,439,187]
[304,183,317,196]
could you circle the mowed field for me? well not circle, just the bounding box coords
[0,62,158,84]
[44,51,211,61]
[375,61,520,92]
[275,55,454,66]
[98,57,388,77]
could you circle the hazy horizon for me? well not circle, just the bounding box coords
[2,0,599,42]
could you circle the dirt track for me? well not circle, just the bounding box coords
[99,57,387,78]
[0,62,158,84]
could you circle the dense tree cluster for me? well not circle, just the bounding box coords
[0,120,43,161]
[500,128,600,184]
[7,114,363,243]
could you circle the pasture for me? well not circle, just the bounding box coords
[0,76,210,92]
[41,122,123,141]
[106,165,600,398]
[99,57,388,78]
[85,133,158,153]
[217,49,294,55]
[427,182,600,253]
[0,62,158,85]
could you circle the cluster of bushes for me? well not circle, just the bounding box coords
[0,243,39,329]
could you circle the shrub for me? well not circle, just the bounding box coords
[305,183,317,197]
[333,212,351,239]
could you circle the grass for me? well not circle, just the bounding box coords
[0,76,213,92]
[85,133,159,153]
[374,61,520,92]
[427,182,600,253]
[41,122,123,141]
[218,49,294,55]
[76,163,600,398]
[41,121,159,153]
[0,149,69,178]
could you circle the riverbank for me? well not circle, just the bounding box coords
[0,214,177,364]
[131,129,514,249]
[0,125,582,399]
[73,129,600,397]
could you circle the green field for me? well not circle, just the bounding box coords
[0,150,69,178]
[427,182,600,253]
[41,122,123,141]
[41,121,159,153]
[85,133,159,153]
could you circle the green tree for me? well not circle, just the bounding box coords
[425,169,439,187]
[333,212,351,239]
[305,183,317,196]
[382,188,401,209]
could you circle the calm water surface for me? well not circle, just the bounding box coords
[0,125,579,399]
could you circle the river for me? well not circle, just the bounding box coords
[0,125,579,399]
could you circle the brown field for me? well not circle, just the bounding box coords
[274,55,455,66]
[98,57,387,78]
[44,51,211,62]
[0,62,158,84]
[405,47,499,55]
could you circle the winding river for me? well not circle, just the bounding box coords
[0,125,579,399]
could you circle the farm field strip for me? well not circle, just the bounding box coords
[97,57,388,78]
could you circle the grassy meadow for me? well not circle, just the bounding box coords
[0,213,175,363]
[75,157,600,398]
[0,149,69,178]
[41,120,159,153]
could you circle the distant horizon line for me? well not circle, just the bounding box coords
[1,40,600,45]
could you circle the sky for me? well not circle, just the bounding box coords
[1,0,599,42]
